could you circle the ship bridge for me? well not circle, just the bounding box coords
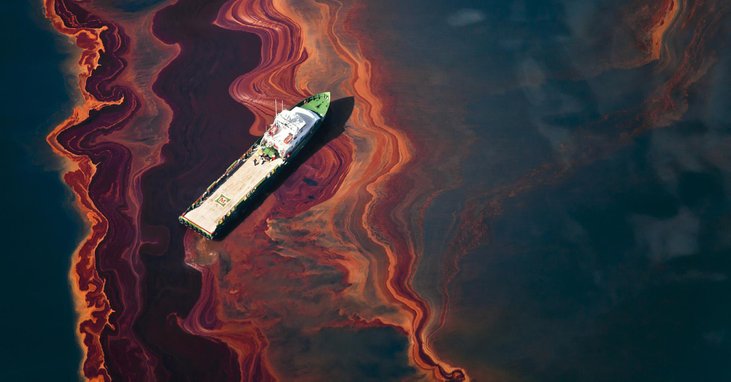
[261,107,320,156]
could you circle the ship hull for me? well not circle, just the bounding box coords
[179,92,330,239]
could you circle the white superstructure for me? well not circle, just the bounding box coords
[260,106,321,157]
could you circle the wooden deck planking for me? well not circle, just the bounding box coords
[182,147,284,234]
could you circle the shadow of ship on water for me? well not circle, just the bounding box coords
[212,96,354,240]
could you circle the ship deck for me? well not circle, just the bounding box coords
[180,147,284,236]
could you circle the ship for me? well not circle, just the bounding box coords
[179,92,331,239]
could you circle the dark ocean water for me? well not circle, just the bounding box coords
[8,0,730,380]
[0,2,82,380]
[356,0,731,380]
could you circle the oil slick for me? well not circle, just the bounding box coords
[44,0,728,381]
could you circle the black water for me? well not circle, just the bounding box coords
[358,0,731,380]
[0,2,82,380]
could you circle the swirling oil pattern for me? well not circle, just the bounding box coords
[44,0,731,381]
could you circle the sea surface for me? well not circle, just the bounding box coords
[352,2,731,380]
[1,1,81,380]
[28,0,731,381]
